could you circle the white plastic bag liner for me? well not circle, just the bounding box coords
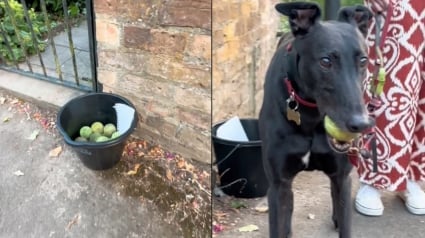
[113,103,136,134]
[216,116,249,142]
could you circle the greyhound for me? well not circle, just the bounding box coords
[258,2,373,238]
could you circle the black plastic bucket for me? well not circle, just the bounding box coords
[57,93,138,170]
[212,118,268,198]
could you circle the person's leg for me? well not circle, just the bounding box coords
[404,0,425,215]
[355,0,424,215]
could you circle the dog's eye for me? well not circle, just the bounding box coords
[320,57,332,68]
[359,57,368,67]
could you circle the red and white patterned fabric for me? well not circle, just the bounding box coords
[356,0,425,192]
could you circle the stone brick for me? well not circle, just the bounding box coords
[96,20,120,47]
[174,86,210,113]
[120,0,159,22]
[144,55,210,88]
[95,0,162,23]
[97,70,117,88]
[123,27,186,57]
[213,40,241,64]
[119,74,176,101]
[159,0,211,30]
[212,67,224,88]
[97,50,147,72]
[136,122,211,164]
[144,99,176,119]
[185,34,211,63]
[93,0,119,15]
[177,107,210,131]
[122,26,152,49]
[175,126,211,161]
[150,30,187,56]
[212,29,224,48]
[145,115,179,138]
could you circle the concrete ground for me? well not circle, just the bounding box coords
[0,90,180,237]
[213,171,425,238]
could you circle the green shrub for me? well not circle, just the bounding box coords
[27,0,86,18]
[0,0,54,63]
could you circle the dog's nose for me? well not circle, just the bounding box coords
[346,115,373,133]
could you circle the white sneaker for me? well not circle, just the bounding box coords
[399,180,425,215]
[355,183,384,216]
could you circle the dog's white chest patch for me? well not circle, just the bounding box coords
[301,151,311,166]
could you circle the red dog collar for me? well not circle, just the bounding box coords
[284,77,317,108]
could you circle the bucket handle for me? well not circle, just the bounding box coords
[216,178,247,191]
[214,143,241,167]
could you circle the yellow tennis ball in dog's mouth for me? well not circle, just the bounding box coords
[324,116,360,142]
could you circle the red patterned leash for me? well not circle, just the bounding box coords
[349,5,392,172]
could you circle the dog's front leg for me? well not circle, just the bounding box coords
[268,178,294,238]
[329,173,352,238]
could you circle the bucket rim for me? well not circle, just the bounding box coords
[56,92,138,148]
[212,118,261,145]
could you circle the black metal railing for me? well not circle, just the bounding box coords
[0,0,97,92]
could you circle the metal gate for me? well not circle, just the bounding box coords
[0,0,98,92]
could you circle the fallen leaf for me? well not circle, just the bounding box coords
[177,159,186,169]
[0,97,5,104]
[166,169,174,181]
[308,213,315,220]
[11,99,19,104]
[3,117,10,123]
[66,214,80,230]
[213,223,224,233]
[255,198,268,212]
[231,200,246,209]
[126,164,141,175]
[27,130,40,140]
[185,163,195,171]
[238,224,259,232]
[13,170,24,176]
[254,205,268,213]
[49,146,62,157]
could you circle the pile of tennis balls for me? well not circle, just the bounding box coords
[75,121,120,143]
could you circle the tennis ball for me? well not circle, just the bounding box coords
[103,123,117,137]
[89,132,102,142]
[75,136,87,142]
[95,136,109,142]
[79,126,92,139]
[91,121,104,134]
[324,116,360,142]
[111,131,120,139]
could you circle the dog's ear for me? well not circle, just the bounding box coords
[275,2,321,36]
[338,5,373,37]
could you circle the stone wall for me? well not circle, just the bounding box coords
[93,0,211,164]
[212,0,279,123]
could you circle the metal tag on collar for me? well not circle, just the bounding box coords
[286,93,301,125]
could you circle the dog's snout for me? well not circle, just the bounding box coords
[346,115,372,133]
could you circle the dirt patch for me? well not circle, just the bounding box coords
[99,139,211,238]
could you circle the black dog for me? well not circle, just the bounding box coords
[258,2,373,238]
